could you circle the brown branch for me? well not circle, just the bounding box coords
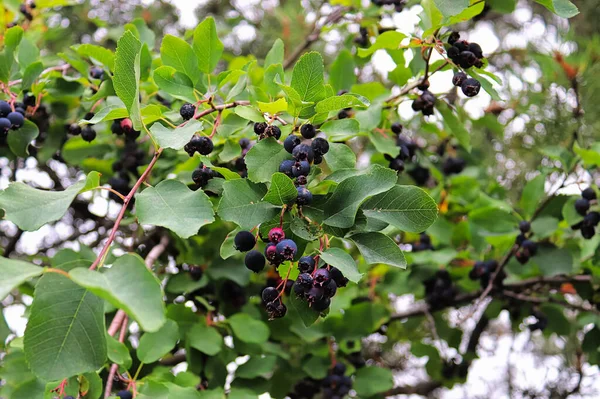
[466,314,489,354]
[104,315,129,398]
[500,290,600,314]
[389,292,481,321]
[384,381,442,396]
[159,353,187,366]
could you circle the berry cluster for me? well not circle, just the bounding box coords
[447,33,483,97]
[111,117,141,142]
[572,187,599,239]
[411,89,436,116]
[288,378,321,399]
[321,363,352,398]
[280,123,330,206]
[412,232,434,252]
[184,135,214,157]
[0,100,26,145]
[385,123,419,174]
[423,270,456,308]
[514,221,538,264]
[192,163,221,188]
[254,121,281,140]
[293,258,348,313]
[469,259,499,288]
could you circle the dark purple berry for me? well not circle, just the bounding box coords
[300,123,316,139]
[197,136,214,155]
[279,159,295,176]
[180,103,195,120]
[275,239,297,260]
[284,134,301,153]
[312,296,330,311]
[296,186,313,205]
[262,286,279,303]
[461,78,481,97]
[245,250,265,273]
[298,256,315,274]
[575,198,590,216]
[254,122,267,135]
[0,101,11,117]
[292,144,314,162]
[582,187,596,201]
[7,112,24,129]
[391,122,403,134]
[265,125,281,139]
[519,221,531,233]
[292,160,311,177]
[306,287,324,304]
[323,279,337,297]
[89,66,104,80]
[81,126,96,142]
[452,71,468,87]
[311,137,330,155]
[234,230,256,252]
[313,268,330,287]
[0,118,11,133]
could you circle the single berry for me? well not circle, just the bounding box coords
[7,112,24,129]
[279,159,295,176]
[391,122,403,134]
[254,122,267,135]
[515,233,526,245]
[581,225,595,239]
[329,267,348,287]
[192,167,213,186]
[521,240,537,257]
[296,175,308,186]
[448,31,460,45]
[265,125,281,139]
[234,230,256,252]
[454,40,469,52]
[468,42,483,58]
[519,221,531,233]
[266,301,287,319]
[575,198,590,216]
[84,112,95,120]
[313,268,330,287]
[180,103,195,120]
[268,227,285,244]
[298,256,315,274]
[189,266,203,281]
[583,211,600,227]
[0,101,11,117]
[23,93,36,107]
[245,250,266,273]
[515,251,529,265]
[458,50,477,68]
[332,362,346,376]
[294,281,308,297]
[67,123,81,135]
[89,66,104,80]
[197,136,214,155]
[447,46,460,61]
[311,137,330,155]
[111,119,124,135]
[117,391,133,399]
[120,118,133,132]
[262,286,279,303]
[461,78,481,97]
[0,118,11,133]
[292,160,311,177]
[582,187,597,201]
[296,186,313,205]
[297,273,314,289]
[306,286,324,304]
[338,109,350,119]
[81,126,96,142]
[265,243,282,265]
[284,134,302,153]
[239,138,250,149]
[275,239,297,260]
[313,154,323,165]
[452,71,468,87]
[300,123,316,139]
[323,279,337,297]
[312,296,330,311]
[389,157,404,172]
[292,144,314,162]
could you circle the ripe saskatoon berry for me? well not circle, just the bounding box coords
[180,103,195,120]
[469,42,483,58]
[454,40,469,52]
[519,221,531,233]
[245,250,266,273]
[292,144,314,162]
[23,93,36,107]
[461,78,481,97]
[306,286,324,304]
[521,240,537,256]
[458,50,477,68]
[312,296,330,311]
[84,112,95,120]
[329,267,348,287]
[234,230,256,252]
[296,175,308,186]
[448,31,460,45]
[389,157,405,172]
[582,187,597,201]
[266,301,287,319]
[298,256,316,274]
[66,123,81,135]
[275,239,297,260]
[515,233,526,245]
[117,391,133,399]
[313,154,323,165]
[313,268,330,287]
[279,159,295,176]
[291,160,311,177]
[265,243,283,265]
[7,112,24,129]
[447,46,460,60]
[581,225,595,239]
[284,134,301,153]
[239,138,250,149]
[192,167,213,186]
[338,109,350,119]
[584,211,600,226]
[293,281,308,297]
[575,198,590,216]
[0,100,11,117]
[262,286,279,303]
[300,123,316,139]
[296,186,313,205]
[391,122,403,134]
[268,227,285,244]
[89,66,104,80]
[324,279,337,297]
[452,71,468,87]
[311,137,330,155]
[254,122,267,135]
[297,273,314,288]
[195,136,213,155]
[81,126,96,142]
[0,118,11,133]
[111,119,124,135]
[332,362,346,375]
[189,266,203,281]
[265,125,281,139]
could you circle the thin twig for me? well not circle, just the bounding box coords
[104,315,129,398]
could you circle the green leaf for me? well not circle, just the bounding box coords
[357,31,406,58]
[136,180,215,238]
[562,197,583,226]
[153,66,197,103]
[137,319,179,363]
[107,333,132,368]
[187,322,223,356]
[349,232,406,268]
[17,37,39,69]
[80,105,128,125]
[7,120,39,157]
[193,17,224,74]
[69,254,166,332]
[161,34,201,84]
[228,314,270,344]
[535,0,579,18]
[353,367,394,397]
[320,119,360,142]
[233,106,265,122]
[315,94,369,113]
[319,248,362,283]
[150,119,203,150]
[324,143,356,171]
[0,26,23,83]
[263,172,297,206]
[519,174,546,219]
[21,61,44,90]
[0,174,94,231]
[574,142,600,167]
[245,138,292,183]
[24,272,106,381]
[469,206,519,234]
[0,257,43,300]
[361,185,438,233]
[257,98,288,114]
[290,52,326,103]
[434,0,469,17]
[437,101,471,152]
[74,44,115,71]
[323,165,397,228]
[288,291,320,327]
[113,31,143,131]
[265,38,284,67]
[217,179,279,229]
[531,246,572,276]
[540,304,571,335]
[236,356,277,379]
[330,49,356,92]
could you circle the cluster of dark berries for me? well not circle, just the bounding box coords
[411,90,436,116]
[446,33,484,97]
[261,285,287,320]
[293,257,348,314]
[254,121,282,140]
[265,229,298,267]
[371,0,405,12]
[110,117,141,142]
[321,363,352,398]
[0,100,26,145]
[514,221,538,264]
[528,309,548,331]
[572,188,599,239]
[384,123,419,174]
[288,378,322,399]
[192,163,221,188]
[469,259,499,288]
[66,116,97,143]
[184,135,213,157]
[452,71,481,97]
[423,270,456,308]
[412,232,434,252]
[442,156,466,176]
[280,124,329,206]
[354,26,369,47]
[441,359,470,380]
[19,1,35,21]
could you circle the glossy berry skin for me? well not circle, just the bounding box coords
[296,186,313,205]
[234,230,256,252]
[111,119,124,135]
[275,239,297,260]
[584,211,600,226]
[469,42,484,58]
[323,279,337,297]
[180,103,195,120]
[458,50,477,68]
[581,225,595,239]
[239,138,250,149]
[197,136,214,155]
[284,134,301,153]
[0,118,11,133]
[461,78,481,97]
[312,296,330,311]
[300,123,316,139]
[389,157,404,172]
[575,198,590,216]
[189,266,203,281]
[332,362,346,376]
[266,301,287,319]
[521,240,537,256]
[7,112,24,129]
[311,137,330,155]
[81,126,96,142]
[452,71,468,87]
[291,160,311,177]
[582,187,597,201]
[245,250,265,273]
[264,243,282,265]
[89,66,104,80]
[298,256,316,274]
[279,159,295,176]
[268,227,285,244]
[0,100,11,117]
[262,287,279,303]
[117,391,133,399]
[297,273,313,288]
[67,123,81,135]
[292,144,314,162]
[254,122,267,135]
[265,125,281,139]
[391,122,403,134]
[313,268,330,287]
[519,221,531,233]
[306,287,324,304]
[329,267,348,287]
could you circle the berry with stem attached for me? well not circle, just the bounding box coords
[180,103,195,120]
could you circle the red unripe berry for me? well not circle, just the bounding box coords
[120,118,133,132]
[268,227,285,244]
